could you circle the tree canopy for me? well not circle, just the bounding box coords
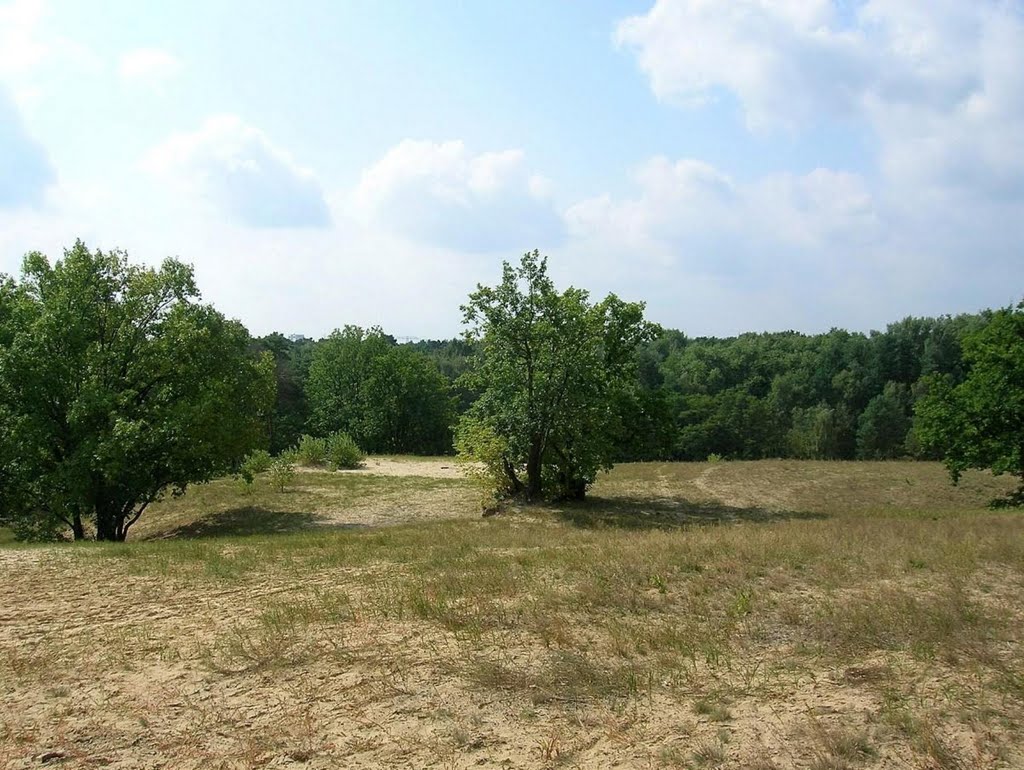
[306,326,454,455]
[0,242,274,540]
[456,250,655,502]
[915,301,1024,506]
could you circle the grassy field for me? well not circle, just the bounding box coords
[1,460,1022,769]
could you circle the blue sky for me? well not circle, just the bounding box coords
[1,0,1021,339]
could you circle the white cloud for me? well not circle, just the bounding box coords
[353,139,564,252]
[0,0,100,109]
[118,48,182,87]
[617,0,1024,198]
[0,85,55,208]
[142,115,331,228]
[0,0,49,78]
[615,0,868,131]
[567,157,878,268]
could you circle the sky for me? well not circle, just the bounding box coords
[1,0,1022,340]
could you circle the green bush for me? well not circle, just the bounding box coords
[239,448,273,483]
[326,431,364,469]
[294,435,329,467]
[268,457,296,492]
[706,452,724,463]
[236,449,274,491]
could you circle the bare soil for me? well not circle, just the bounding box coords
[1,460,1021,769]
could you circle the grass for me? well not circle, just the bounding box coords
[1,459,1022,768]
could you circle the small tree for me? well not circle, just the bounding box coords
[915,301,1024,506]
[0,242,275,540]
[457,250,655,502]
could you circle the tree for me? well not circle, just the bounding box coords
[252,332,312,453]
[0,242,274,541]
[915,302,1024,506]
[855,381,911,459]
[306,326,454,454]
[456,250,655,502]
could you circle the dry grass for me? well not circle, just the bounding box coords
[0,459,1022,768]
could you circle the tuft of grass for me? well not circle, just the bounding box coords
[806,722,876,768]
[691,739,727,767]
[693,698,732,722]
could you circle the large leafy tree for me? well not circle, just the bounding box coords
[915,302,1024,506]
[0,242,274,541]
[306,326,454,454]
[457,250,656,502]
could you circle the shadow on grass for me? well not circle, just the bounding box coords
[150,507,365,540]
[553,495,828,530]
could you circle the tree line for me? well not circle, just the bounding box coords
[2,243,1020,540]
[257,300,991,464]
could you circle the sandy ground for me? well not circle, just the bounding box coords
[0,551,944,770]
[341,458,471,479]
[2,462,1021,768]
[2,548,1017,769]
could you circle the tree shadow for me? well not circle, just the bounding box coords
[150,507,365,540]
[551,495,828,531]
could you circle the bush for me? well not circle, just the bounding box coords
[242,449,273,474]
[706,452,724,463]
[238,449,273,488]
[326,431,364,469]
[455,416,515,509]
[268,457,296,492]
[294,435,329,467]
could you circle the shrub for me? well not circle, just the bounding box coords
[326,431,364,469]
[238,448,273,484]
[268,457,296,492]
[243,449,273,473]
[455,417,515,509]
[706,452,724,463]
[294,435,329,467]
[278,447,300,465]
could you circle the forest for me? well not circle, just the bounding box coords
[258,311,989,464]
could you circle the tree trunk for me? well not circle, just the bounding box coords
[525,435,543,501]
[94,502,121,542]
[564,477,587,501]
[71,510,85,541]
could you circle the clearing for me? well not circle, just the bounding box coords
[1,460,1022,769]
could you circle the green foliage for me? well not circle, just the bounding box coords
[856,382,912,459]
[238,449,273,488]
[294,435,329,467]
[788,403,854,460]
[706,453,724,464]
[454,418,515,507]
[325,431,364,469]
[288,432,363,470]
[242,449,274,475]
[306,326,454,454]
[457,250,656,502]
[0,241,275,541]
[252,333,313,453]
[915,302,1024,505]
[267,456,296,492]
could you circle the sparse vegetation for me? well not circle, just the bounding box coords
[1,459,1021,768]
